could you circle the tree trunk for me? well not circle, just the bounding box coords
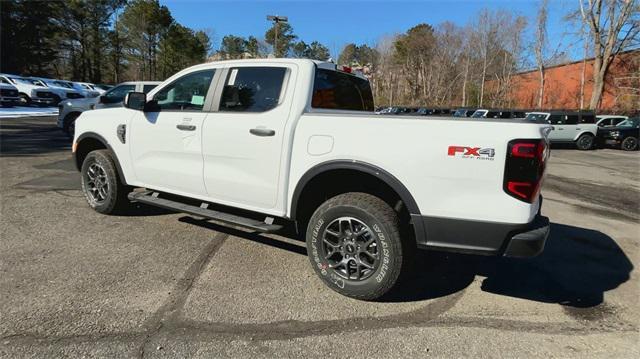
[537,65,545,108]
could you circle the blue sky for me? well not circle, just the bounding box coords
[160,0,585,60]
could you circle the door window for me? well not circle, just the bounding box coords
[154,70,215,111]
[219,67,287,112]
[548,115,564,124]
[580,114,595,123]
[565,115,579,125]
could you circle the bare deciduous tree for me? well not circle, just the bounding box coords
[535,0,549,108]
[578,0,639,109]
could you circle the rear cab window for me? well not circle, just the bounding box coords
[311,68,374,111]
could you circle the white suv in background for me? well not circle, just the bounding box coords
[525,111,598,150]
[0,74,57,106]
[32,78,85,103]
[58,81,160,137]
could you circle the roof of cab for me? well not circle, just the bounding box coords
[179,58,368,80]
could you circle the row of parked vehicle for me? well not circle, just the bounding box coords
[0,73,113,107]
[375,106,638,151]
[56,81,160,137]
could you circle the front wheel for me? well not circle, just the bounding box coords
[305,192,410,300]
[81,149,131,214]
[622,136,638,151]
[18,94,30,106]
[576,134,594,150]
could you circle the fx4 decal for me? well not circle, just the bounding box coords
[448,146,495,160]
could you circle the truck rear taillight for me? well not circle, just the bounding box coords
[503,139,547,203]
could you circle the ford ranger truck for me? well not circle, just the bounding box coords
[72,59,551,300]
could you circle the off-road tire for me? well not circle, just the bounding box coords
[306,192,410,300]
[576,134,594,150]
[81,149,131,214]
[622,136,638,151]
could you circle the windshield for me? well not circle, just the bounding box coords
[53,81,72,88]
[471,110,487,118]
[13,78,44,86]
[453,109,466,117]
[526,113,549,121]
[617,118,640,128]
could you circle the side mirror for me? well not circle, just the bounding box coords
[124,92,146,111]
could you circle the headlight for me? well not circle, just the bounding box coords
[66,101,73,106]
[610,131,620,138]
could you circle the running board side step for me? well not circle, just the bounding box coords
[128,191,283,233]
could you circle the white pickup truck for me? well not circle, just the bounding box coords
[73,59,550,300]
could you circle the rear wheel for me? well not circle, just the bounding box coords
[305,192,410,300]
[81,149,131,214]
[622,137,638,151]
[576,134,594,150]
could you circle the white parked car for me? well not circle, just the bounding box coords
[0,74,57,106]
[58,81,160,137]
[75,82,104,96]
[525,111,598,150]
[596,115,628,128]
[72,59,551,300]
[0,77,20,107]
[31,78,85,103]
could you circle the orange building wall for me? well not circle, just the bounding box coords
[506,50,639,111]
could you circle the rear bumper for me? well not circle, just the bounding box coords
[414,211,550,258]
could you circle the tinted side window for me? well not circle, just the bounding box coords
[154,69,215,111]
[142,85,157,93]
[312,69,374,111]
[580,114,595,123]
[549,115,564,124]
[486,111,500,118]
[105,85,136,102]
[219,67,286,112]
[566,115,579,125]
[499,112,512,119]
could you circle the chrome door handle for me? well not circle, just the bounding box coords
[249,128,275,137]
[176,124,196,131]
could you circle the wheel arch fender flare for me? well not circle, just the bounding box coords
[573,130,596,141]
[290,160,421,219]
[73,132,128,185]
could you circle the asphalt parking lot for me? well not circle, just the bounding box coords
[1,116,638,358]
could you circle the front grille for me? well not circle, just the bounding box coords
[0,89,18,97]
[67,92,84,99]
[36,91,54,98]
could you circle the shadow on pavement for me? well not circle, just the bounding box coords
[178,216,632,307]
[0,117,70,156]
[478,223,633,308]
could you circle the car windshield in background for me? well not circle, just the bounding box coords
[312,69,374,111]
[617,119,640,128]
[104,84,136,101]
[14,78,43,86]
[453,109,467,117]
[471,111,486,118]
[526,113,549,121]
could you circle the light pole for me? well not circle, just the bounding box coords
[267,15,288,57]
